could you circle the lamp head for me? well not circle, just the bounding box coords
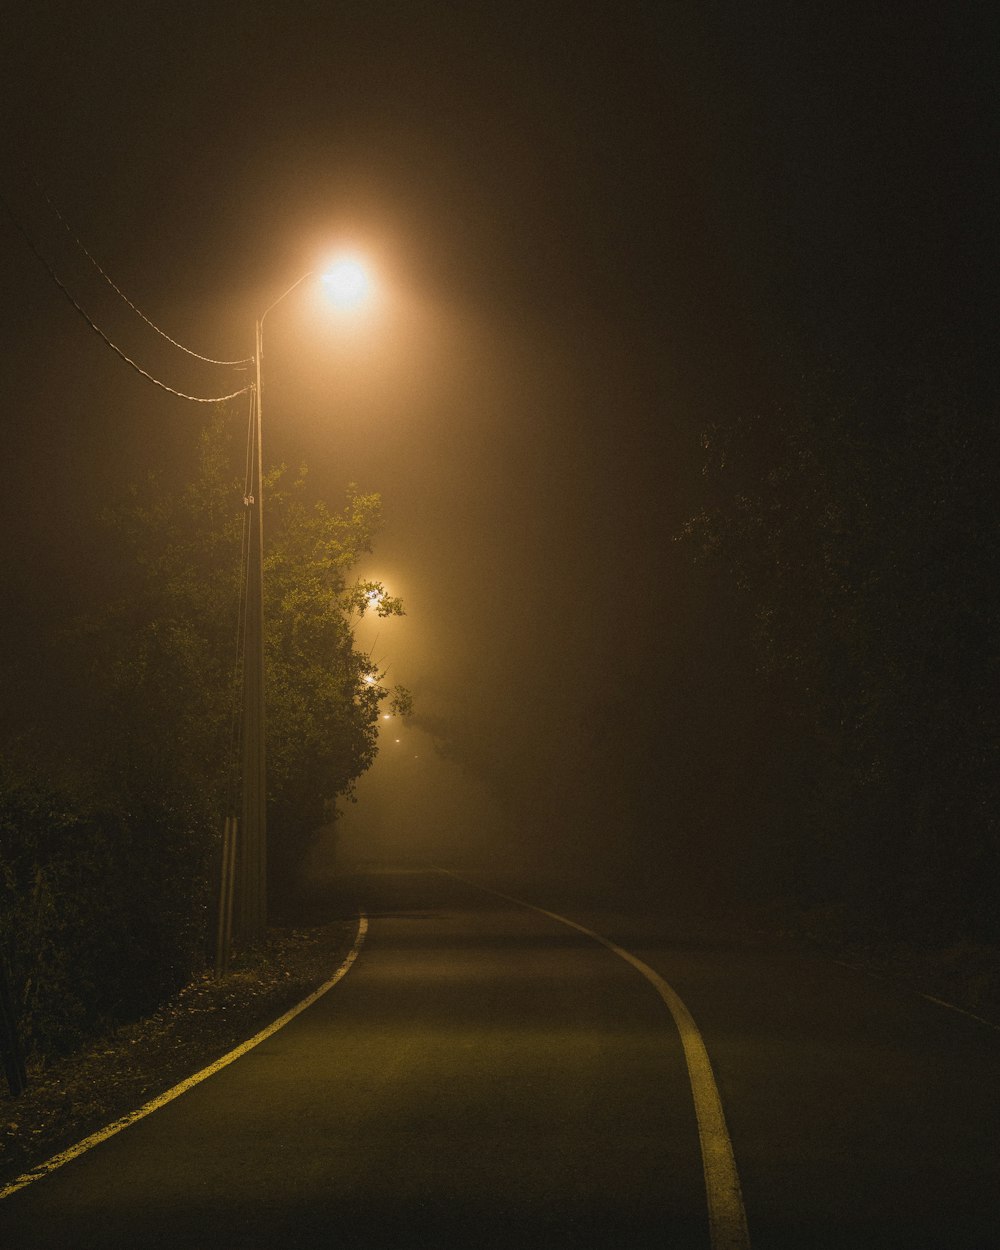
[321,254,372,310]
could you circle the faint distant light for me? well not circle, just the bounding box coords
[321,256,372,310]
[395,738,400,743]
[362,674,377,686]
[366,589,383,612]
[382,713,391,720]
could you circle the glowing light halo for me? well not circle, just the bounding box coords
[320,254,372,310]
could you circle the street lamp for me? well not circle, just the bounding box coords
[234,257,372,944]
[321,256,372,310]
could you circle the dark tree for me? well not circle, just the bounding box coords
[682,362,1000,941]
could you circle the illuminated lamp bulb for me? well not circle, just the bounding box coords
[321,256,371,310]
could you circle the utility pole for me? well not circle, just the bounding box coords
[231,259,371,945]
[235,319,267,943]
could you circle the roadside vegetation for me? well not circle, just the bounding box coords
[0,917,357,1188]
[1,407,407,1067]
[679,358,999,951]
[568,355,999,1018]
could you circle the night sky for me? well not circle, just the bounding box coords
[2,4,996,863]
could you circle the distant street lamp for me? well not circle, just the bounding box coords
[235,257,372,944]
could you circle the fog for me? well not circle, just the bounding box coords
[2,5,995,924]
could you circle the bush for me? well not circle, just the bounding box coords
[0,754,212,1060]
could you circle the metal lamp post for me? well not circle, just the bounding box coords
[233,259,372,945]
[233,272,311,944]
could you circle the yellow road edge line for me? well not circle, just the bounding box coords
[438,870,751,1250]
[0,912,368,1203]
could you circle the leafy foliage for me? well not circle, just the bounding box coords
[94,410,407,888]
[681,365,1000,940]
[261,467,408,883]
[0,750,202,1058]
[1,408,407,1059]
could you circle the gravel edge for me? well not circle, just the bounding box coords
[0,918,359,1190]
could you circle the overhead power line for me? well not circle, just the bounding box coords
[1,190,253,404]
[33,177,253,367]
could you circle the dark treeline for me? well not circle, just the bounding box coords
[690,359,998,940]
[584,353,998,946]
[0,412,405,1061]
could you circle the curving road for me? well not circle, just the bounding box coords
[0,866,997,1247]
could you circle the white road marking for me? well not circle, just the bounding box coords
[439,870,751,1250]
[920,993,1000,1029]
[832,958,1000,1031]
[0,913,368,1202]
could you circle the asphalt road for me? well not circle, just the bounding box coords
[0,866,997,1248]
